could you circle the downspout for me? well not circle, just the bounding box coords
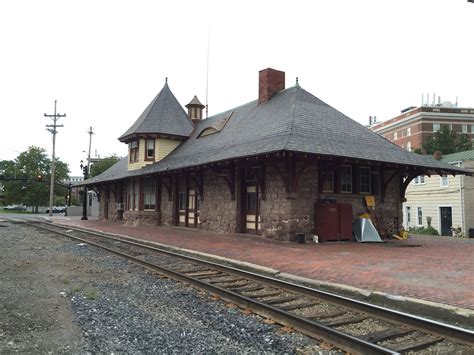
[459,166,465,237]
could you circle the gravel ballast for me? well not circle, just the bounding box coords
[0,221,333,353]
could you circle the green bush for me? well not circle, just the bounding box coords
[409,226,439,236]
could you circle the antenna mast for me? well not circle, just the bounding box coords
[205,30,210,119]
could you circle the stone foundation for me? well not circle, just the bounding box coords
[123,210,160,226]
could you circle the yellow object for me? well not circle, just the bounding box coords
[393,230,409,240]
[364,195,375,208]
[359,213,371,219]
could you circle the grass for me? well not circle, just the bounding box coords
[84,289,98,300]
[0,209,35,214]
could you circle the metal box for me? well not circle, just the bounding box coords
[315,203,353,242]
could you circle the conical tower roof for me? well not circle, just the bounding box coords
[119,81,194,142]
[186,95,205,108]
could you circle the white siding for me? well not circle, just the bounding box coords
[404,172,462,235]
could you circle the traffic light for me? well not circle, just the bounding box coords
[36,174,44,182]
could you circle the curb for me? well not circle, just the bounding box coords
[56,221,474,330]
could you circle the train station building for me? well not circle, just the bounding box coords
[81,68,467,242]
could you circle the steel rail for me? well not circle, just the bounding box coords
[44,222,474,347]
[25,220,474,351]
[27,221,399,354]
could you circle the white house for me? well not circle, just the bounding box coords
[404,150,474,237]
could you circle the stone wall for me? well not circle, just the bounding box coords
[94,162,403,241]
[98,186,118,221]
[259,162,402,241]
[260,162,317,241]
[198,169,238,233]
[123,210,160,226]
[160,183,173,226]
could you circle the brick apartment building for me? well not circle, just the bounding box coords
[370,104,474,151]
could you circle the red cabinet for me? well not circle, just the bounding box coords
[315,203,353,242]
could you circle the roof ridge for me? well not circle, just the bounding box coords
[283,86,299,151]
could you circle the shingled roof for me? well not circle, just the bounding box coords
[118,81,194,142]
[84,84,469,186]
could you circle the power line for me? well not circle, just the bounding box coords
[45,100,66,217]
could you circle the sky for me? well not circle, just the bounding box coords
[1,0,473,176]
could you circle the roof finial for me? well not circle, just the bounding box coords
[165,77,168,83]
[295,77,299,86]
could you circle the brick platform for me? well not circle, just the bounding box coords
[52,217,474,313]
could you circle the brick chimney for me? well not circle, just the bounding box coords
[258,68,285,104]
[433,151,443,160]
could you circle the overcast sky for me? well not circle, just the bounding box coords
[1,0,473,176]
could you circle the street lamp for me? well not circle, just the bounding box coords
[80,160,88,220]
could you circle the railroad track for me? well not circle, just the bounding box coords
[14,219,474,354]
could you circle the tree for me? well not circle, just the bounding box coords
[1,146,70,211]
[89,154,120,178]
[418,126,472,155]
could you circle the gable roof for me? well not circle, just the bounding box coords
[442,149,474,163]
[118,81,194,142]
[84,84,469,186]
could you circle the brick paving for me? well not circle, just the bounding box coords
[53,217,474,311]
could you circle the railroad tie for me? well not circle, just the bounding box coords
[230,285,265,292]
[321,315,367,327]
[264,296,300,305]
[279,301,318,311]
[193,273,225,280]
[358,328,412,343]
[248,291,284,299]
[222,281,252,292]
[184,270,221,277]
[305,310,345,320]
[208,278,246,285]
[389,337,442,353]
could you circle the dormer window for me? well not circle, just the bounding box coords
[145,139,155,161]
[129,141,139,162]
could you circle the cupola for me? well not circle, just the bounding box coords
[185,95,205,125]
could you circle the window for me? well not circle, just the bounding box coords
[340,165,352,193]
[414,175,425,185]
[417,207,423,226]
[143,177,156,210]
[407,141,412,152]
[433,123,440,132]
[359,167,371,194]
[406,127,411,136]
[145,139,155,160]
[406,206,411,224]
[129,141,139,162]
[127,179,137,211]
[321,164,334,192]
[178,175,186,212]
[462,124,468,133]
[440,175,449,188]
[471,124,474,133]
[393,131,398,140]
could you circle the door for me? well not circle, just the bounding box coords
[245,184,260,234]
[315,203,353,242]
[315,203,339,241]
[440,207,452,236]
[178,176,187,226]
[187,188,198,228]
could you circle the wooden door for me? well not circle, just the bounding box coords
[440,207,452,236]
[187,188,198,228]
[245,183,260,234]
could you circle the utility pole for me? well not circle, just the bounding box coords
[81,126,94,220]
[87,126,94,172]
[45,100,66,217]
